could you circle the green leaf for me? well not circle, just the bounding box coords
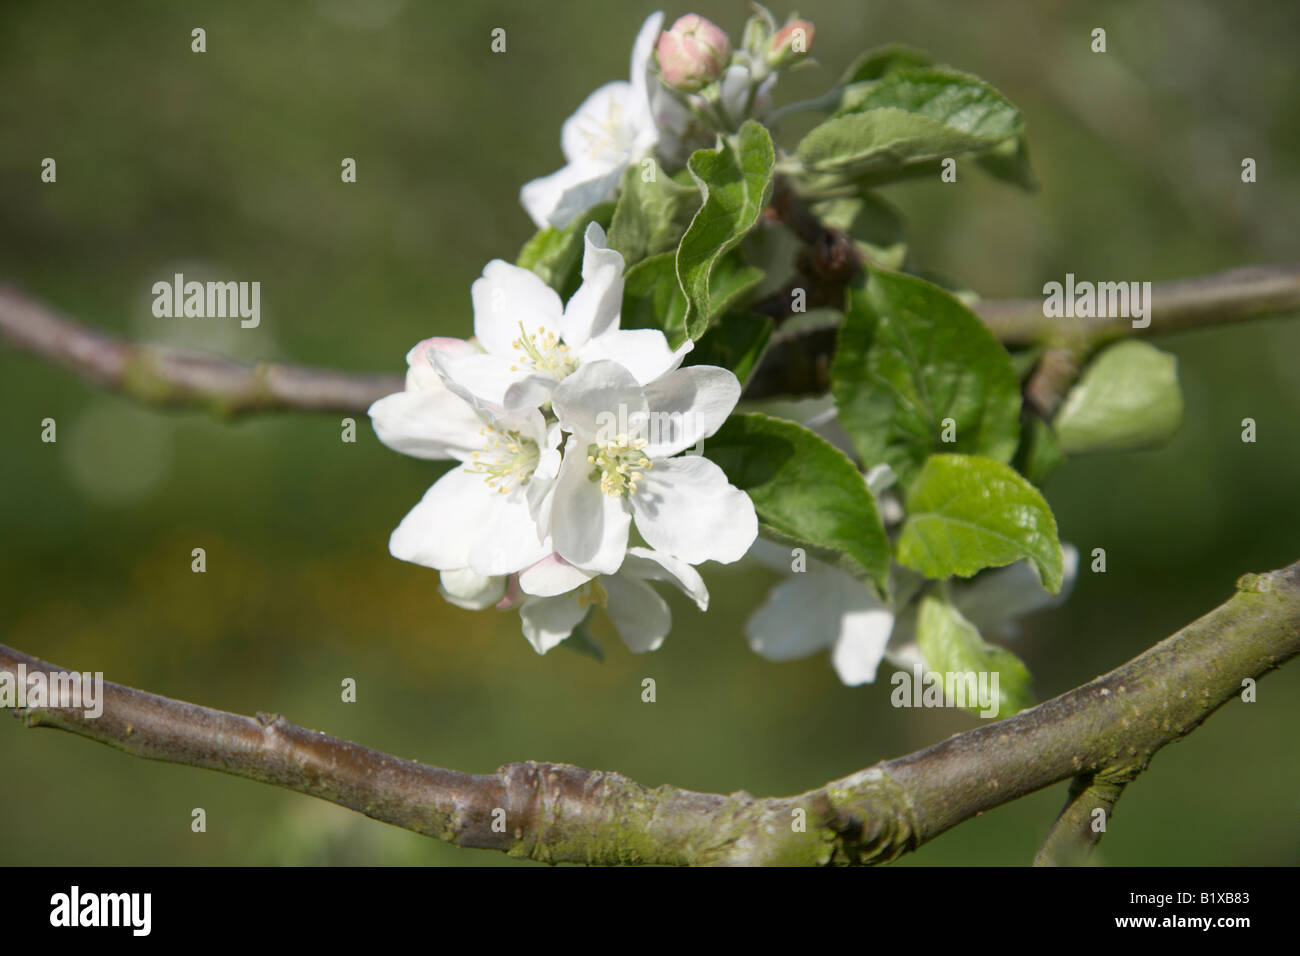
[677,120,776,340]
[897,453,1064,593]
[516,201,616,298]
[704,412,891,596]
[622,249,763,348]
[915,593,1033,719]
[685,311,773,386]
[830,270,1021,487]
[810,191,907,270]
[798,68,1023,183]
[1053,341,1184,454]
[606,165,700,267]
[974,132,1037,190]
[839,43,934,85]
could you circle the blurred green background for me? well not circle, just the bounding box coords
[2,0,1297,866]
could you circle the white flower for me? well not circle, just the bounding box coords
[521,12,665,229]
[434,223,688,413]
[367,339,562,579]
[547,359,758,574]
[515,549,708,654]
[745,541,1080,686]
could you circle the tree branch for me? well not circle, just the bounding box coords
[5,560,1297,865]
[5,263,1296,416]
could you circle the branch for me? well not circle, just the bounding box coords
[6,263,1296,416]
[0,285,402,417]
[5,561,1297,865]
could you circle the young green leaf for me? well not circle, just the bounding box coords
[831,271,1021,487]
[897,453,1064,593]
[798,68,1023,184]
[606,165,700,267]
[915,593,1033,719]
[685,311,773,386]
[516,201,616,297]
[623,249,763,348]
[704,412,891,596]
[677,121,775,340]
[1012,416,1065,487]
[838,43,934,85]
[1053,341,1183,454]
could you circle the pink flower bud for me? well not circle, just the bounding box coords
[656,14,730,92]
[768,19,814,66]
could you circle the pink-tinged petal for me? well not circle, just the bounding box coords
[603,574,671,653]
[551,360,648,440]
[561,223,626,348]
[438,568,506,611]
[367,388,483,461]
[631,455,756,564]
[519,553,597,597]
[621,546,708,611]
[550,437,632,574]
[471,259,563,358]
[519,593,589,654]
[388,465,498,571]
[577,329,691,387]
[641,365,740,457]
[404,336,481,391]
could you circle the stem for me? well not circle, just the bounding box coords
[5,561,1297,865]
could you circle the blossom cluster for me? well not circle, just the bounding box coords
[369,222,757,654]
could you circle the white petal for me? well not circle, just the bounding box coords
[519,594,589,654]
[519,553,598,597]
[561,222,626,348]
[865,463,897,496]
[388,466,497,570]
[745,567,853,661]
[502,374,557,413]
[521,161,627,231]
[550,436,632,574]
[621,546,708,611]
[471,259,563,358]
[432,351,531,409]
[641,365,741,457]
[577,329,691,387]
[551,360,648,441]
[719,64,753,124]
[604,574,671,653]
[631,455,756,564]
[404,336,481,391]
[367,389,483,461]
[954,543,1079,635]
[830,606,897,686]
[438,568,506,611]
[468,492,549,577]
[629,11,665,107]
[560,81,640,167]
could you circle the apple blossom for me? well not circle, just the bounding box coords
[548,359,758,574]
[434,223,689,413]
[516,549,709,654]
[520,13,665,229]
[767,18,814,67]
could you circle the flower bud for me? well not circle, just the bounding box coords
[767,19,814,67]
[656,14,730,92]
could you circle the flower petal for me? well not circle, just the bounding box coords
[830,606,896,686]
[433,351,532,409]
[519,553,597,597]
[578,329,692,387]
[367,389,483,461]
[472,259,563,358]
[519,594,588,654]
[467,492,549,577]
[388,465,497,570]
[641,365,741,457]
[521,161,627,231]
[404,336,482,392]
[954,544,1080,636]
[561,222,626,348]
[438,568,506,611]
[745,568,848,661]
[629,11,665,108]
[621,546,708,611]
[550,436,632,574]
[551,360,648,440]
[603,574,671,653]
[560,81,640,168]
[631,455,756,564]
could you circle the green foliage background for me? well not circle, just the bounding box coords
[1,0,1297,865]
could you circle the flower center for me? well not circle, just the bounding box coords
[509,322,578,380]
[576,579,608,610]
[467,425,540,495]
[587,434,652,498]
